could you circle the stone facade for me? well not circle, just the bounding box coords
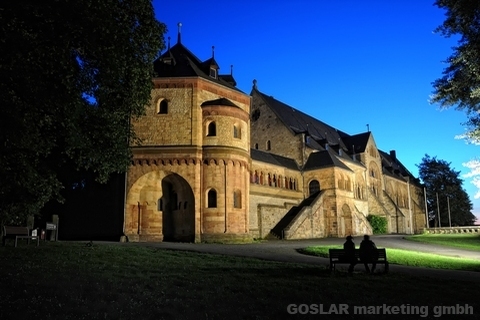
[123,37,426,242]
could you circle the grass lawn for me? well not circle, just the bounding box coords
[1,241,479,319]
[300,246,480,272]
[405,233,480,251]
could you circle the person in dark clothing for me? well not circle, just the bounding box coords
[343,235,357,273]
[359,234,377,273]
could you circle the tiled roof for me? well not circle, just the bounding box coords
[379,150,422,186]
[251,149,299,171]
[252,88,349,151]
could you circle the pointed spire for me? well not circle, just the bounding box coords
[253,79,257,90]
[167,36,171,50]
[230,65,233,76]
[177,22,182,44]
[212,46,215,58]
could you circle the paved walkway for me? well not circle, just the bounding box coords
[128,234,480,283]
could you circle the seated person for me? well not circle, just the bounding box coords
[359,234,378,273]
[343,235,357,273]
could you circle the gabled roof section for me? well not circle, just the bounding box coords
[252,87,349,151]
[202,57,219,70]
[153,36,242,92]
[251,149,299,171]
[219,74,236,86]
[303,149,352,172]
[342,132,371,154]
[201,98,239,108]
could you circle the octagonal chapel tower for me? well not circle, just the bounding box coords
[124,26,251,242]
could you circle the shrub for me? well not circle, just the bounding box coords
[367,215,388,234]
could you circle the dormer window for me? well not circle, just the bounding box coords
[209,67,217,79]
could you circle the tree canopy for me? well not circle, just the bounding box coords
[417,155,476,227]
[431,0,480,142]
[0,1,166,225]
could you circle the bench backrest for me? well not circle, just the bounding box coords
[329,248,387,259]
[3,226,29,236]
[329,249,349,259]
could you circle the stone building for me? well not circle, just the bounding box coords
[123,31,426,242]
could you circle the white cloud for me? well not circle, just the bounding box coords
[462,159,480,199]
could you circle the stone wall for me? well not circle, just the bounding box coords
[284,192,326,239]
[249,188,300,238]
[250,92,303,165]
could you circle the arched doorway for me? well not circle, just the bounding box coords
[125,171,195,242]
[161,173,195,242]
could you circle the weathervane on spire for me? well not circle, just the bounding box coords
[177,22,182,44]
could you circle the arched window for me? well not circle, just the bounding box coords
[266,140,271,151]
[233,190,242,208]
[207,122,216,136]
[233,125,241,139]
[158,99,168,114]
[309,180,320,196]
[207,189,217,208]
[254,143,258,149]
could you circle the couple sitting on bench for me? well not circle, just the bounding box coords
[343,235,378,274]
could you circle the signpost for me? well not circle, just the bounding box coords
[46,221,58,241]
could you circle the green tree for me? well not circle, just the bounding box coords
[431,0,480,142]
[0,1,165,226]
[417,155,476,227]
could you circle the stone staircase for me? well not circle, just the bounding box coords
[269,192,319,239]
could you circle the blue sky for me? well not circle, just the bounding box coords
[153,0,479,223]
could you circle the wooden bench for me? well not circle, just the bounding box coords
[329,248,389,273]
[2,226,40,247]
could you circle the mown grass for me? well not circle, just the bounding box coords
[405,233,480,251]
[1,241,479,320]
[300,245,480,272]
